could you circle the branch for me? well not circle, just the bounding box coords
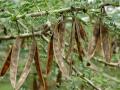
[16,3,119,19]
[94,57,120,68]
[0,21,51,40]
[0,31,43,40]
[72,66,101,90]
[65,59,101,90]
[16,7,85,19]
[99,3,120,8]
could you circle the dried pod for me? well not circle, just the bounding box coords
[74,17,85,61]
[34,46,47,90]
[15,40,36,90]
[10,37,22,88]
[0,47,12,76]
[53,17,69,78]
[46,35,54,75]
[100,24,112,63]
[88,21,101,60]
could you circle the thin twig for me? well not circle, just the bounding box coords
[17,20,29,33]
[72,66,101,90]
[102,73,120,83]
